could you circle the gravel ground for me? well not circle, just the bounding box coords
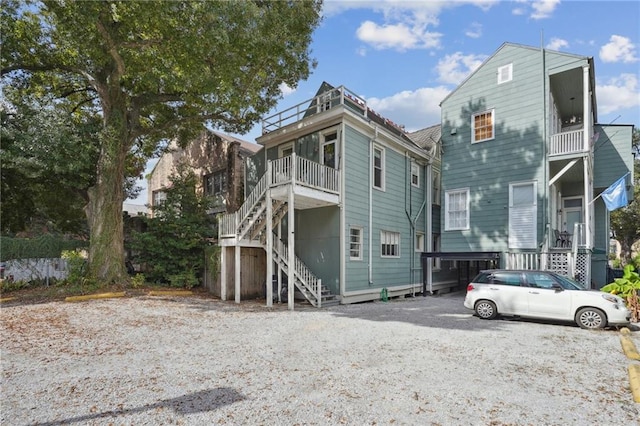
[1,292,639,426]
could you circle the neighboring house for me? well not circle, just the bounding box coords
[147,130,261,216]
[439,42,635,288]
[218,83,455,308]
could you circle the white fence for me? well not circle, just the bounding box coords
[1,258,69,283]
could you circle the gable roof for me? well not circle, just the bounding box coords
[209,130,261,155]
[439,42,593,106]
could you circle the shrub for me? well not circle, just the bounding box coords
[601,264,640,322]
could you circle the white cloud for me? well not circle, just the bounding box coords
[465,22,482,39]
[279,83,296,97]
[530,0,560,20]
[366,86,452,131]
[596,73,640,115]
[546,38,569,51]
[436,52,487,85]
[599,35,638,63]
[356,20,442,51]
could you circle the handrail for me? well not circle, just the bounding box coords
[549,129,585,156]
[273,234,321,306]
[262,86,368,134]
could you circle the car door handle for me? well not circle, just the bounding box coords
[489,287,500,291]
[529,291,539,294]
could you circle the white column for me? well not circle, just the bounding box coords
[220,247,227,301]
[234,245,241,303]
[288,154,296,311]
[266,187,273,307]
[426,162,433,295]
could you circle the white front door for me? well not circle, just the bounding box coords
[562,197,583,237]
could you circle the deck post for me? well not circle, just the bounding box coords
[288,154,296,311]
[266,180,273,307]
[234,245,241,303]
[220,246,227,301]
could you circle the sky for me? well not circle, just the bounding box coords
[127,0,640,205]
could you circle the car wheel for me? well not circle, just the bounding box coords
[475,300,498,320]
[575,307,606,329]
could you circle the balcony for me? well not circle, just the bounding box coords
[549,129,586,157]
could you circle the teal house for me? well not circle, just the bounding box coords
[218,83,454,308]
[439,42,635,288]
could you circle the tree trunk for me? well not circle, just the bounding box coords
[85,102,129,285]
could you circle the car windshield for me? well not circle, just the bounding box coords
[553,273,586,290]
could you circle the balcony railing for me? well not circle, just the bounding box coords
[549,129,585,156]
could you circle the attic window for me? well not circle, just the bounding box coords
[498,63,512,84]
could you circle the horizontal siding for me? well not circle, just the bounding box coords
[441,44,553,252]
[594,124,634,189]
[344,125,427,291]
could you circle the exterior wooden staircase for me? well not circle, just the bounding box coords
[219,154,340,307]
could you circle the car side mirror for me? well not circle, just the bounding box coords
[551,283,564,292]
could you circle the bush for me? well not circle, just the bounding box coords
[601,264,640,322]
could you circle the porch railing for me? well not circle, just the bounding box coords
[219,154,339,239]
[549,129,585,156]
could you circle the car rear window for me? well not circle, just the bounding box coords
[474,272,522,286]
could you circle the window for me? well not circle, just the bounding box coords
[319,92,332,112]
[279,142,293,158]
[373,146,385,190]
[432,171,440,205]
[497,63,513,84]
[152,190,166,207]
[509,181,537,249]
[415,232,424,252]
[381,230,400,258]
[349,227,363,260]
[525,272,556,289]
[477,271,522,286]
[411,163,420,187]
[472,110,494,143]
[204,170,227,197]
[445,189,469,230]
[322,131,337,169]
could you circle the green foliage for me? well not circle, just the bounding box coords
[60,249,87,287]
[1,0,321,283]
[601,264,640,322]
[130,273,145,289]
[0,235,88,262]
[129,164,216,288]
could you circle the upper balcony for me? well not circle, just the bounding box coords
[261,85,407,139]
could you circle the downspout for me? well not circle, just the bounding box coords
[340,122,346,298]
[541,36,549,254]
[426,159,433,295]
[405,152,414,295]
[369,127,378,285]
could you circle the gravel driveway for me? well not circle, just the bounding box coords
[1,292,639,425]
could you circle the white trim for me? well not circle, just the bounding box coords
[373,144,385,191]
[415,231,425,252]
[508,181,537,249]
[444,188,470,231]
[380,230,400,258]
[349,226,364,260]
[411,162,420,188]
[278,142,294,158]
[471,109,495,143]
[497,63,513,84]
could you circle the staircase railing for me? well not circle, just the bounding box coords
[273,235,323,307]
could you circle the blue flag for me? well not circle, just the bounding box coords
[601,174,629,211]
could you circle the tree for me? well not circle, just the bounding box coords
[1,0,322,284]
[610,129,640,265]
[130,163,215,288]
[0,98,101,235]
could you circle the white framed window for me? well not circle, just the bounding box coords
[411,162,420,187]
[373,145,385,190]
[432,170,440,205]
[472,109,495,143]
[152,190,167,207]
[497,63,513,84]
[380,230,400,258]
[415,232,425,252]
[509,181,537,249]
[349,226,363,260]
[279,142,294,158]
[445,188,470,231]
[321,130,338,169]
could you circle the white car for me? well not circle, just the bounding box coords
[463,270,631,329]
